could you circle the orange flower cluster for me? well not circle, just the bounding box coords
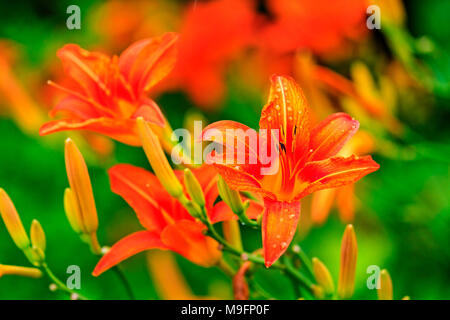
[40,33,177,145]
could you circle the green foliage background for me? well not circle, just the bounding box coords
[0,0,449,299]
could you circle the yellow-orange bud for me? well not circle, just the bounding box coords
[338,224,357,299]
[0,188,30,250]
[184,169,205,207]
[312,257,335,295]
[311,284,325,299]
[30,219,46,260]
[377,269,393,300]
[0,264,42,278]
[65,138,98,234]
[137,118,183,198]
[217,176,244,214]
[222,220,243,251]
[63,188,84,234]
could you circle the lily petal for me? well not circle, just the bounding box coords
[161,220,221,267]
[49,96,99,119]
[57,44,110,99]
[309,113,359,161]
[132,98,166,127]
[260,75,311,164]
[311,188,336,225]
[262,199,301,267]
[40,117,145,146]
[93,231,166,276]
[295,155,379,199]
[212,163,275,199]
[108,164,172,232]
[119,33,178,95]
[202,120,262,177]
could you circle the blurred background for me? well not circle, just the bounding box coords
[0,0,449,299]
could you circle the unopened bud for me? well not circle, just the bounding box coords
[312,257,335,295]
[137,118,183,198]
[65,138,98,234]
[338,224,357,299]
[377,269,393,300]
[217,176,244,214]
[30,219,46,262]
[184,169,205,207]
[0,188,31,250]
[0,264,42,278]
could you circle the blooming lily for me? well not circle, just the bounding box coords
[202,75,379,267]
[93,164,262,276]
[40,33,178,146]
[174,0,255,108]
[261,0,367,56]
[311,131,376,224]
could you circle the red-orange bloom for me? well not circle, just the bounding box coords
[202,75,379,267]
[93,164,261,276]
[40,33,178,146]
[173,0,255,108]
[261,0,367,56]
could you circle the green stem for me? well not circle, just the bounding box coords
[42,263,88,300]
[113,266,135,300]
[235,207,259,228]
[204,217,313,292]
[293,247,314,278]
[283,256,314,289]
[174,183,313,293]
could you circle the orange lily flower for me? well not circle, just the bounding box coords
[311,131,376,224]
[202,75,379,267]
[93,164,262,276]
[261,0,367,57]
[40,33,178,146]
[0,41,44,134]
[173,0,256,108]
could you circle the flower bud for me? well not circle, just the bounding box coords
[63,188,84,234]
[217,176,244,214]
[0,264,42,278]
[377,269,393,300]
[30,219,46,261]
[65,139,101,254]
[222,220,243,251]
[65,138,98,234]
[184,169,205,207]
[0,188,30,250]
[137,117,183,198]
[311,284,325,299]
[338,224,357,299]
[312,257,335,295]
